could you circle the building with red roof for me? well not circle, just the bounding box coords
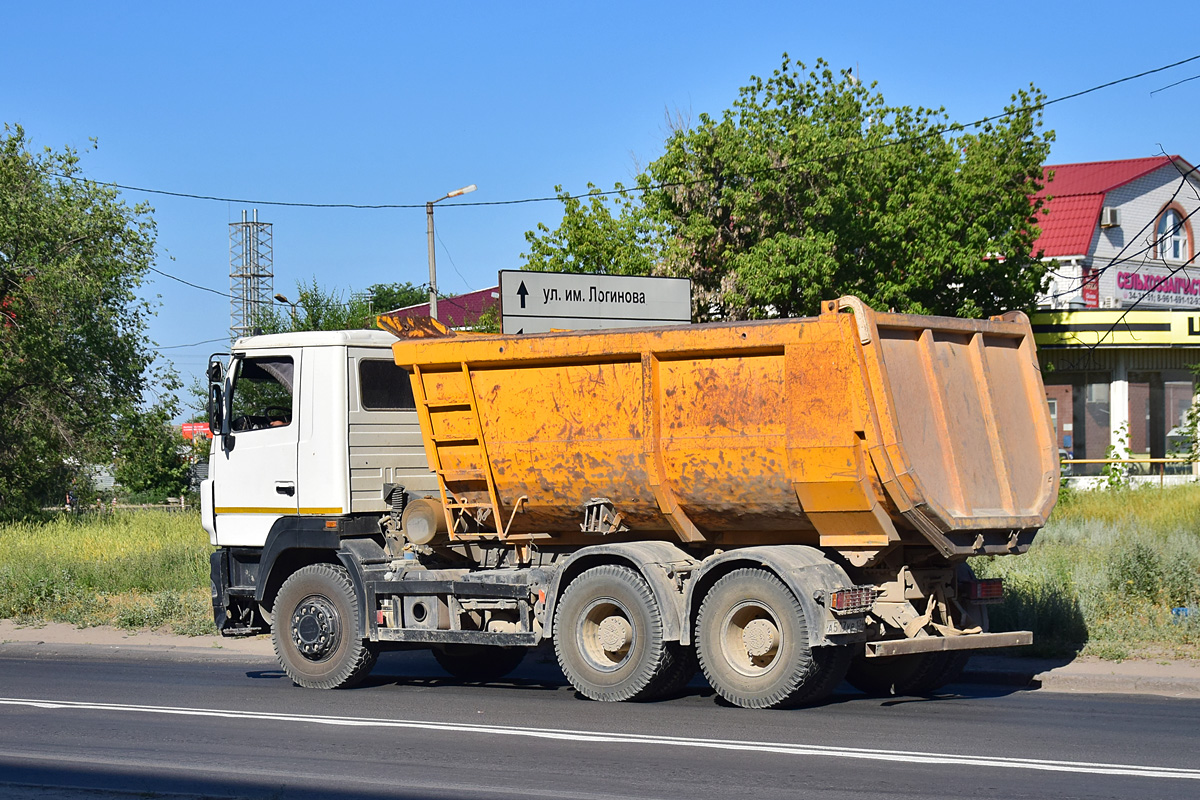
[386,286,500,329]
[1034,155,1197,309]
[1029,156,1200,485]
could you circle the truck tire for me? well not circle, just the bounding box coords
[553,565,679,702]
[845,651,969,697]
[432,645,527,682]
[696,568,849,709]
[646,643,698,699]
[272,563,378,690]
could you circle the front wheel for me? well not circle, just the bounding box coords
[696,568,850,709]
[272,563,377,689]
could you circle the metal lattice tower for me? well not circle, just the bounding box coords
[229,209,274,340]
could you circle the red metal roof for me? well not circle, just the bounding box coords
[389,285,499,329]
[1033,194,1105,256]
[1033,156,1190,256]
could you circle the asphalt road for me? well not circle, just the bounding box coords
[0,648,1198,800]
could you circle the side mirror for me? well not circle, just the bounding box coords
[207,383,224,433]
[206,354,230,440]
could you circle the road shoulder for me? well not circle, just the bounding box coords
[4,620,1200,698]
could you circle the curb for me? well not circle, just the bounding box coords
[0,639,277,664]
[961,662,1200,699]
[1031,670,1200,698]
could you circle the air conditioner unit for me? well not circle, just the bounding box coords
[1101,296,1121,309]
[1100,207,1120,228]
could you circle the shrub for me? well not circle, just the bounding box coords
[973,484,1200,660]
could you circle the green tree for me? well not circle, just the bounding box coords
[263,279,430,334]
[0,125,158,516]
[114,399,190,500]
[522,183,662,277]
[367,281,427,313]
[262,278,374,333]
[523,55,1054,321]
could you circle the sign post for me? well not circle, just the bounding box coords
[498,270,691,334]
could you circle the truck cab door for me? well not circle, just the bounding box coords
[211,349,301,547]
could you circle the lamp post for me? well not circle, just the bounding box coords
[274,293,298,324]
[426,184,476,320]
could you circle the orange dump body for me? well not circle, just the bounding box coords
[385,297,1058,560]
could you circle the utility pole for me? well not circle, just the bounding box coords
[426,184,476,320]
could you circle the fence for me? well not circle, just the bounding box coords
[1061,458,1196,487]
[58,497,194,515]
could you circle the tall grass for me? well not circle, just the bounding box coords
[3,492,1199,659]
[0,511,214,635]
[973,484,1200,660]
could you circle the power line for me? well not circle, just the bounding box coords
[148,266,231,297]
[435,228,473,291]
[43,53,1200,211]
[156,337,228,350]
[1151,73,1200,96]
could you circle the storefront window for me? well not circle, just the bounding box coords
[1044,375,1110,476]
[1129,371,1194,473]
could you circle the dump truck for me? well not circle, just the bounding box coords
[203,296,1057,708]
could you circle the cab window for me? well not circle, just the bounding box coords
[229,356,294,431]
[359,359,415,410]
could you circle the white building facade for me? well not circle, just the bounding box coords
[1031,157,1200,482]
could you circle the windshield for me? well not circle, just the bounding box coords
[229,356,294,431]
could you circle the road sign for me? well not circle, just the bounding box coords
[499,270,691,334]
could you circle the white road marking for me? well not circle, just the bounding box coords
[0,697,1196,781]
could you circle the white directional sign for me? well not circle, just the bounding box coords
[499,270,692,334]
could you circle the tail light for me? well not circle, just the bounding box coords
[829,586,880,614]
[965,578,1004,604]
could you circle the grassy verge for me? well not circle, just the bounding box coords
[3,489,1199,660]
[973,484,1200,660]
[0,511,214,636]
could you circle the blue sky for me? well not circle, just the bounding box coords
[4,2,1199,407]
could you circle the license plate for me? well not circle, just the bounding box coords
[826,616,864,635]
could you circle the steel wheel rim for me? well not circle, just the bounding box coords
[576,597,636,673]
[719,600,782,678]
[291,594,341,662]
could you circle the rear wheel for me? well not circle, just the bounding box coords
[554,565,678,702]
[272,563,377,689]
[432,644,527,681]
[696,568,849,709]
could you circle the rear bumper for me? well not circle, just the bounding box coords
[865,631,1032,658]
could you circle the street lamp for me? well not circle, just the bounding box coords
[426,184,477,320]
[274,293,298,323]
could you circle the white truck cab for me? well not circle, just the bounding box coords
[202,330,437,548]
[202,330,441,636]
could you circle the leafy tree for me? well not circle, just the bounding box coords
[367,281,427,313]
[0,125,157,516]
[469,303,501,333]
[261,278,374,333]
[522,184,662,277]
[263,279,431,334]
[523,55,1054,321]
[114,399,190,499]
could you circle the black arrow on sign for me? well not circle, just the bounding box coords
[517,281,528,309]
